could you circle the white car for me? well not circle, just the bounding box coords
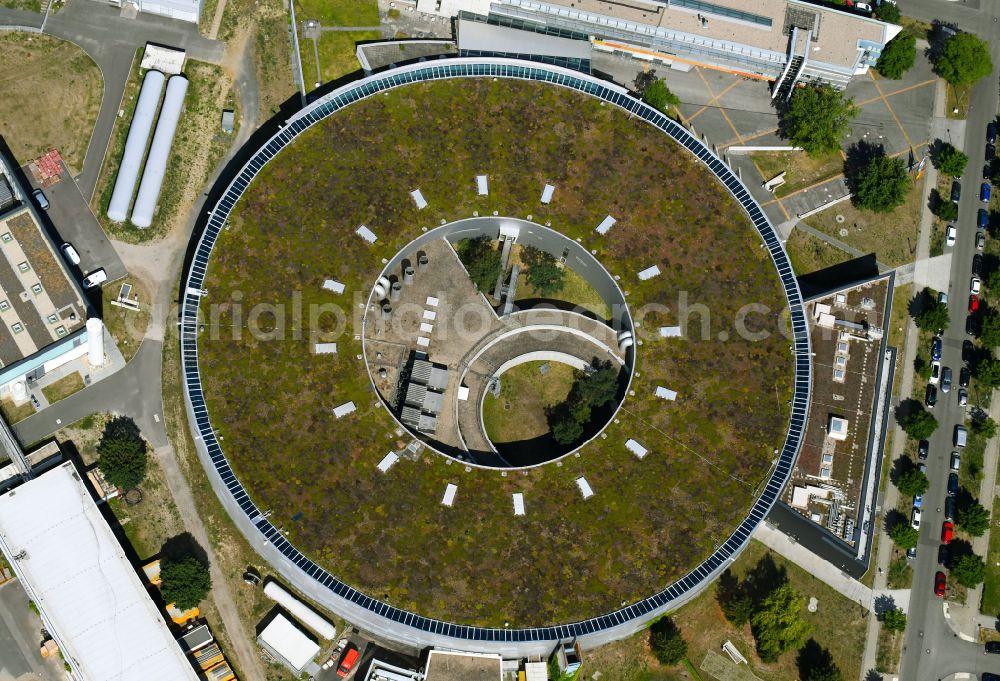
[971,276,982,295]
[911,507,922,530]
[81,268,107,289]
[930,361,941,385]
[60,243,80,266]
[946,225,957,247]
[854,2,873,12]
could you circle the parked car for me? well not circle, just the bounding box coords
[941,366,953,392]
[958,387,968,406]
[948,472,959,495]
[81,268,107,289]
[30,188,49,211]
[964,339,975,362]
[972,276,982,295]
[946,225,957,246]
[60,243,80,267]
[913,494,923,509]
[945,496,956,520]
[938,543,949,566]
[942,520,954,544]
[337,644,360,678]
[968,314,980,336]
[919,462,928,475]
[973,254,984,275]
[989,121,998,145]
[977,230,987,250]
[951,451,962,470]
[981,208,991,229]
[912,507,922,530]
[952,181,962,203]
[926,384,938,408]
[930,361,941,384]
[982,672,1000,681]
[955,424,968,447]
[853,1,872,11]
[932,336,943,360]
[970,295,980,313]
[988,144,997,163]
[918,440,929,460]
[935,571,947,596]
[907,545,918,560]
[986,641,1000,654]
[960,366,970,387]
[986,164,994,181]
[982,183,992,203]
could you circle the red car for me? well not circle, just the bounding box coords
[970,295,980,313]
[337,645,360,678]
[942,520,954,544]
[935,571,947,596]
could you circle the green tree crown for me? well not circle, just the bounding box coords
[975,356,1000,389]
[902,408,938,440]
[642,80,681,115]
[914,301,950,333]
[897,468,929,498]
[159,556,212,610]
[935,143,969,177]
[750,584,811,663]
[648,616,688,665]
[780,85,859,157]
[881,607,907,633]
[849,154,911,213]
[951,553,986,588]
[889,523,919,550]
[935,33,994,87]
[521,246,566,297]
[957,502,991,537]
[96,416,148,490]
[876,33,916,79]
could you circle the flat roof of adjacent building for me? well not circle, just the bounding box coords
[458,16,594,58]
[257,613,320,672]
[0,461,199,681]
[0,205,86,366]
[424,650,503,681]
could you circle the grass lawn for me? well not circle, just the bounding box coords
[92,59,237,242]
[198,78,793,626]
[982,495,1000,616]
[889,283,912,400]
[875,628,903,674]
[585,541,867,681]
[0,0,41,10]
[306,31,378,86]
[785,228,852,276]
[886,554,913,589]
[0,33,102,173]
[0,398,34,424]
[511,244,612,319]
[483,361,575,443]
[750,150,843,199]
[41,373,85,404]
[960,430,986,489]
[804,175,925,267]
[101,277,151,362]
[947,82,971,120]
[296,0,378,25]
[899,15,933,41]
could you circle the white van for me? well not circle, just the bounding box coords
[81,268,107,289]
[954,425,968,448]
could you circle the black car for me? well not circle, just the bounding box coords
[983,673,1000,681]
[926,383,938,407]
[948,472,959,496]
[968,314,980,336]
[952,180,962,203]
[964,339,975,361]
[973,254,984,275]
[986,640,1000,654]
[938,543,950,566]
[945,496,956,520]
[960,366,970,387]
[988,144,997,163]
[989,121,998,145]
[918,440,930,459]
[987,164,994,180]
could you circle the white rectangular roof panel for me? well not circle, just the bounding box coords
[540,184,555,204]
[595,215,616,235]
[416,336,431,347]
[575,477,594,499]
[333,401,356,418]
[411,189,428,209]
[638,265,661,280]
[457,386,470,401]
[420,322,434,333]
[258,613,320,672]
[476,175,489,195]
[0,462,199,681]
[323,279,345,294]
[377,452,399,473]
[442,483,458,507]
[625,438,648,459]
[356,225,378,243]
[425,296,439,307]
[314,343,337,354]
[655,386,677,401]
[423,309,437,320]
[513,493,525,516]
[659,326,682,337]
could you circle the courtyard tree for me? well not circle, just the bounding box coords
[457,237,502,293]
[914,296,950,332]
[881,607,907,633]
[521,246,566,296]
[648,617,688,665]
[889,523,919,550]
[935,32,994,87]
[750,583,811,662]
[901,406,938,440]
[96,415,148,491]
[160,555,212,610]
[642,79,681,117]
[934,143,969,177]
[957,501,991,537]
[875,1,900,22]
[934,199,959,222]
[876,33,916,79]
[951,553,986,588]
[848,153,911,213]
[897,468,929,498]
[779,85,859,157]
[548,360,621,445]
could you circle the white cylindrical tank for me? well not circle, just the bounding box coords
[107,70,166,223]
[87,318,105,368]
[619,337,634,351]
[130,74,189,228]
[262,581,336,639]
[11,381,26,402]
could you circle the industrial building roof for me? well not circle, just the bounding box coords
[257,613,321,672]
[0,462,199,681]
[457,16,594,59]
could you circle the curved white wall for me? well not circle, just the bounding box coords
[107,69,165,223]
[263,581,337,640]
[131,74,188,228]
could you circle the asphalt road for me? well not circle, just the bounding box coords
[898,1,1000,678]
[0,579,64,681]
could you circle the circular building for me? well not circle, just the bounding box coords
[182,59,810,654]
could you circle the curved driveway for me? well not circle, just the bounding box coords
[179,58,812,655]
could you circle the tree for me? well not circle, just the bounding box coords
[642,79,681,116]
[876,33,916,79]
[897,468,929,497]
[750,584,811,662]
[935,33,994,87]
[914,301,950,333]
[987,267,1000,292]
[457,237,502,293]
[957,501,991,536]
[648,617,688,665]
[848,154,910,213]
[980,311,1000,348]
[951,553,986,588]
[521,246,566,297]
[901,407,938,440]
[96,416,148,491]
[159,556,212,610]
[881,607,907,633]
[934,143,969,177]
[797,640,843,681]
[548,361,621,445]
[717,570,754,626]
[889,523,919,550]
[780,85,859,157]
[875,1,900,22]
[935,199,959,222]
[971,416,998,439]
[975,356,1000,389]
[914,355,933,380]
